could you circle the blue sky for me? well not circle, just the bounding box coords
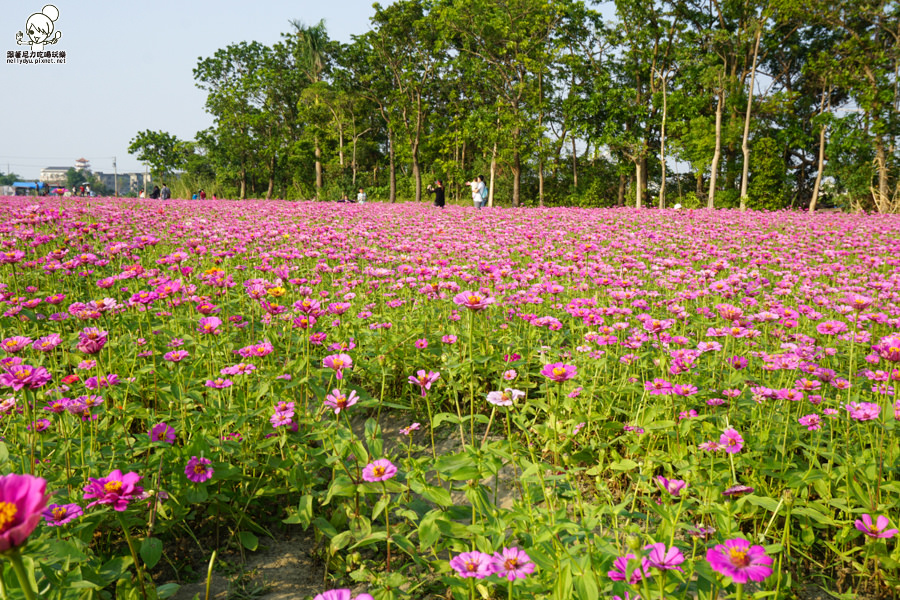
[0,1,391,179]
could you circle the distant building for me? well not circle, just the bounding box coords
[75,157,90,171]
[40,166,69,186]
[94,171,146,195]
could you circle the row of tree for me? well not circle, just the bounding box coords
[128,0,900,211]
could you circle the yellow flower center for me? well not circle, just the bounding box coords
[467,295,481,304]
[0,501,17,533]
[465,561,478,572]
[727,548,750,567]
[51,506,68,520]
[372,466,386,478]
[193,464,207,474]
[332,359,344,368]
[552,367,566,377]
[104,481,123,494]
[503,558,520,570]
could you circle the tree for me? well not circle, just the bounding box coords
[128,130,188,181]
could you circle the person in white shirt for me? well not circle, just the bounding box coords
[357,188,367,204]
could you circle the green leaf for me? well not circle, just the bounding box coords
[140,537,164,569]
[239,531,259,551]
[610,459,639,471]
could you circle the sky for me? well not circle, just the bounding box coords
[0,0,392,180]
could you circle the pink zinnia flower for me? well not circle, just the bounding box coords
[205,378,233,389]
[798,414,821,431]
[656,476,688,497]
[362,459,397,483]
[1,336,32,354]
[164,350,190,362]
[324,389,359,414]
[400,423,421,435]
[323,354,353,380]
[720,428,744,453]
[185,456,214,483]
[0,473,49,552]
[449,551,493,579]
[452,291,495,312]
[313,591,373,600]
[197,316,222,335]
[706,538,773,583]
[607,553,651,584]
[854,514,898,539]
[408,370,440,397]
[644,542,685,571]
[83,470,143,511]
[43,503,83,526]
[150,422,176,443]
[486,388,525,407]
[502,369,518,381]
[491,547,536,581]
[414,338,428,349]
[540,363,576,383]
[845,401,881,421]
[0,364,52,391]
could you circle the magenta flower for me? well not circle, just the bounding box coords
[872,335,900,362]
[845,401,881,421]
[656,476,688,497]
[0,364,52,391]
[84,373,119,390]
[324,389,359,414]
[83,470,143,511]
[723,484,755,497]
[1,336,32,354]
[452,291,495,312]
[149,422,175,444]
[644,542,685,571]
[408,370,440,397]
[449,551,494,579]
[163,350,190,362]
[400,423,420,435]
[487,388,525,407]
[720,428,744,454]
[323,354,353,380]
[185,456,214,483]
[607,553,651,584]
[798,414,821,431]
[706,538,773,583]
[76,328,108,354]
[854,514,898,539]
[362,459,397,483]
[32,334,63,352]
[540,362,577,383]
[313,591,373,600]
[197,316,222,335]
[42,503,83,526]
[414,338,428,349]
[491,547,536,581]
[205,378,233,389]
[0,473,49,552]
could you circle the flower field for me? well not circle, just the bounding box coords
[0,197,899,600]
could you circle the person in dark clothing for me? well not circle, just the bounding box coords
[149,185,160,199]
[427,179,445,208]
[160,183,171,200]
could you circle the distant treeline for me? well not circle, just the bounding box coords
[127,0,900,211]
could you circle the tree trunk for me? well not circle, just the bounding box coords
[739,28,762,211]
[240,165,247,200]
[266,152,276,200]
[659,73,668,209]
[388,129,397,203]
[352,136,358,188]
[412,137,422,203]
[572,137,578,191]
[314,137,323,200]
[874,135,889,211]
[634,161,642,208]
[708,87,724,209]
[489,141,498,208]
[618,173,626,206]
[538,70,544,207]
[810,88,830,213]
[696,171,704,199]
[512,148,521,207]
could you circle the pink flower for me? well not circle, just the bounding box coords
[323,354,353,380]
[452,291,495,312]
[644,542,685,571]
[719,428,744,453]
[0,473,49,552]
[706,538,773,584]
[540,362,576,383]
[42,503,82,527]
[845,401,881,421]
[324,389,359,414]
[0,365,52,391]
[197,316,222,335]
[854,514,898,539]
[164,350,190,362]
[449,551,493,579]
[205,378,233,389]
[362,459,397,482]
[491,547,536,581]
[149,422,175,444]
[408,370,440,397]
[400,423,420,435]
[185,456,214,483]
[83,470,143,511]
[414,338,428,349]
[798,414,821,431]
[502,369,518,381]
[656,476,688,497]
[313,591,373,600]
[1,336,32,354]
[607,553,651,584]
[486,388,525,406]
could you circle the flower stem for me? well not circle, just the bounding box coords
[117,514,150,600]
[7,551,37,600]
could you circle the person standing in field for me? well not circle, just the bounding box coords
[357,188,367,204]
[149,186,160,199]
[467,176,485,209]
[160,183,171,200]
[427,179,445,208]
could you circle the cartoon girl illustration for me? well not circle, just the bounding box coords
[16,5,62,52]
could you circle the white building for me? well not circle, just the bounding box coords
[40,167,69,186]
